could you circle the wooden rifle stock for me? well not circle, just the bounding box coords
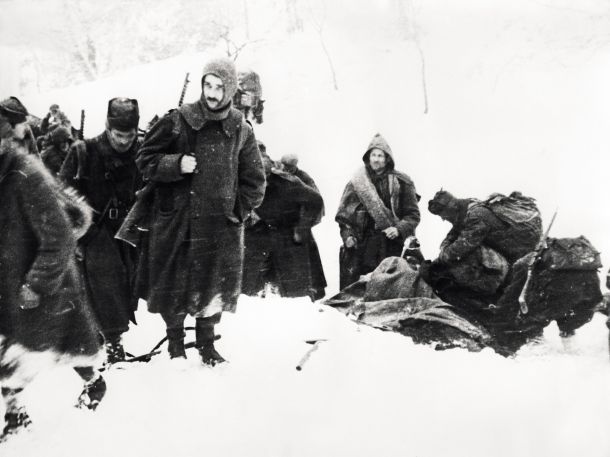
[518,210,557,314]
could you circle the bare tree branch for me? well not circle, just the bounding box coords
[216,22,263,61]
[306,0,339,90]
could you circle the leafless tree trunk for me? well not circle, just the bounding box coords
[243,0,250,40]
[63,0,99,80]
[414,38,428,114]
[398,0,429,114]
[29,49,43,94]
[307,0,338,90]
[286,0,303,33]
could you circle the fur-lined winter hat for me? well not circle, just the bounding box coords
[106,97,139,131]
[428,189,458,215]
[237,70,262,98]
[0,96,28,126]
[201,57,238,108]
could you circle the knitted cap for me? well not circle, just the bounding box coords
[201,57,238,107]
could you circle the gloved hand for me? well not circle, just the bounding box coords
[19,283,40,310]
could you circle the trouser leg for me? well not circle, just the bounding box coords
[161,311,187,359]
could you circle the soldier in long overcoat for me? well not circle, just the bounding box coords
[135,58,266,364]
[60,98,141,363]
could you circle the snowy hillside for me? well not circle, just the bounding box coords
[2,300,610,457]
[2,0,610,456]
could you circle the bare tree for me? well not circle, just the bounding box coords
[396,0,429,114]
[306,0,339,90]
[285,0,304,33]
[243,0,251,39]
[216,23,263,61]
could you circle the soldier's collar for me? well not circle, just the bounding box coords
[178,101,241,138]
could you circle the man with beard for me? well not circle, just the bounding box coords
[135,57,266,364]
[335,133,421,289]
[0,97,106,440]
[60,98,141,363]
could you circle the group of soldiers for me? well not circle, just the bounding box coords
[0,55,606,440]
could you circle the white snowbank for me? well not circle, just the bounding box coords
[2,1,610,456]
[2,297,610,457]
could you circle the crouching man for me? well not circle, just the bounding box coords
[422,189,541,312]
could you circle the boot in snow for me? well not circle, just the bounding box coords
[1,407,31,442]
[105,337,126,364]
[198,342,226,367]
[196,314,226,366]
[76,375,107,411]
[167,328,186,359]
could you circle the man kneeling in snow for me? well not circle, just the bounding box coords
[0,97,106,441]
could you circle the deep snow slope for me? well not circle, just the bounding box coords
[2,297,610,457]
[2,1,610,456]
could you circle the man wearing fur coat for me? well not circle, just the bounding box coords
[335,133,421,289]
[0,97,106,441]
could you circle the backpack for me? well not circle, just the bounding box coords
[541,236,602,271]
[483,191,543,258]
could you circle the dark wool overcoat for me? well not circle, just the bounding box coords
[59,132,141,335]
[335,134,420,288]
[0,145,101,358]
[242,169,325,299]
[135,101,265,316]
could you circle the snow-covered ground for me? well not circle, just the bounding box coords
[3,1,610,455]
[2,298,610,457]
